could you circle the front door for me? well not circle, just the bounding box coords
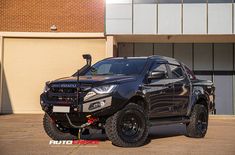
[168,64,190,116]
[144,63,175,118]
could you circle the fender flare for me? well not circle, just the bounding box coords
[187,88,209,116]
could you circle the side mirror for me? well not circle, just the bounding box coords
[148,70,167,79]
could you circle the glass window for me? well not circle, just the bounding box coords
[150,63,168,78]
[169,64,184,78]
[83,58,147,76]
[150,63,167,71]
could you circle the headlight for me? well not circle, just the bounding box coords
[84,85,117,101]
[92,85,117,94]
[84,91,96,101]
[43,85,50,93]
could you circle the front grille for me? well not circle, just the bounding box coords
[51,87,77,94]
[46,83,92,104]
[47,87,76,103]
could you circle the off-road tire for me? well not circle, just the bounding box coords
[186,104,208,138]
[105,103,149,147]
[43,113,77,140]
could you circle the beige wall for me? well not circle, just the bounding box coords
[0,36,2,112]
[1,38,106,113]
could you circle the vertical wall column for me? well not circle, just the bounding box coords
[105,36,116,57]
[0,36,3,113]
[233,51,235,115]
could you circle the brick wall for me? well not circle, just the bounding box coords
[0,0,104,32]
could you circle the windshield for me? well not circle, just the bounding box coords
[83,58,147,76]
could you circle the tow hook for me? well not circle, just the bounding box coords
[81,115,98,128]
[77,115,98,139]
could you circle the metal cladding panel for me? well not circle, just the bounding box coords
[158,4,181,34]
[183,4,207,34]
[106,3,132,34]
[133,4,157,34]
[134,43,153,56]
[106,20,132,34]
[118,43,134,57]
[154,43,173,57]
[214,75,233,115]
[208,3,233,34]
[106,4,132,19]
[174,43,193,69]
[194,44,213,70]
[214,43,233,70]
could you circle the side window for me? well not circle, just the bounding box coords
[169,64,184,79]
[149,63,168,78]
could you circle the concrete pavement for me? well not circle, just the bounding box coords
[0,114,235,155]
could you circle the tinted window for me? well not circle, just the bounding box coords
[150,63,168,78]
[169,64,184,78]
[84,59,147,76]
[150,63,167,71]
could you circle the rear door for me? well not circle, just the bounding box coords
[167,64,191,116]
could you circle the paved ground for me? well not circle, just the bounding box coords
[0,114,235,155]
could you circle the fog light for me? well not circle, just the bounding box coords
[88,101,105,110]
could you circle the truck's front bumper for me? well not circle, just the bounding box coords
[40,93,113,115]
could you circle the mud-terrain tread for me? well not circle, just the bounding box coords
[186,104,208,138]
[43,113,77,140]
[105,103,149,147]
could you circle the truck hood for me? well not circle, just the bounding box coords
[49,75,137,86]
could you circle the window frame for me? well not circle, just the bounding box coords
[167,63,186,79]
[183,65,196,80]
[148,61,170,79]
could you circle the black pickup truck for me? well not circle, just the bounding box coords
[40,55,215,147]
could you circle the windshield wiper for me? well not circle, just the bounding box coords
[95,73,114,76]
[94,73,126,76]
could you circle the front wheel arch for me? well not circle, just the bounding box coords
[127,95,149,113]
[192,97,209,114]
[186,104,208,138]
[105,103,149,147]
[188,95,209,116]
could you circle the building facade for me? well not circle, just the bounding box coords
[0,0,109,113]
[106,0,235,115]
[0,0,235,114]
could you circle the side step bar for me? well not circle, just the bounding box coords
[149,116,190,127]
